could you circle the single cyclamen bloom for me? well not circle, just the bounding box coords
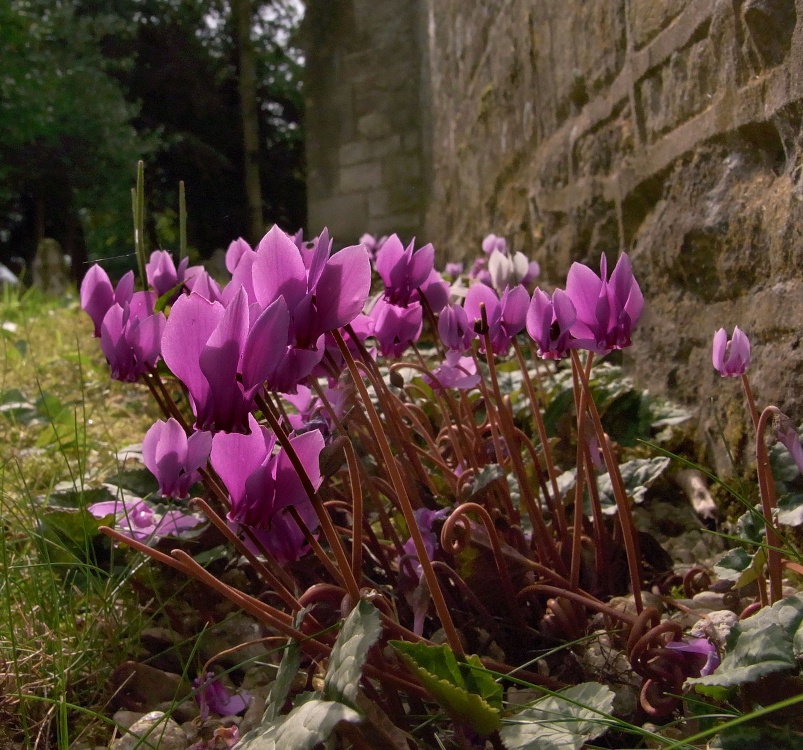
[438,302,475,351]
[526,287,576,360]
[564,252,644,354]
[142,418,212,498]
[193,673,251,720]
[247,226,371,392]
[482,233,507,255]
[100,291,165,382]
[252,226,371,348]
[80,265,134,337]
[427,350,480,390]
[463,283,530,355]
[487,249,530,292]
[375,234,448,310]
[146,250,193,298]
[161,288,289,433]
[712,326,751,377]
[665,636,720,677]
[774,413,803,475]
[89,498,203,542]
[444,261,464,280]
[369,296,423,358]
[211,414,324,563]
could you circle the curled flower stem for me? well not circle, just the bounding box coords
[513,339,566,535]
[756,405,784,604]
[286,504,350,591]
[477,316,564,573]
[100,526,326,651]
[741,374,760,432]
[256,393,361,604]
[190,496,300,610]
[441,503,529,631]
[333,328,464,656]
[570,349,644,613]
[342,438,364,585]
[517,583,637,627]
[144,365,190,431]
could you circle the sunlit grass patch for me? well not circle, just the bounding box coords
[0,285,167,748]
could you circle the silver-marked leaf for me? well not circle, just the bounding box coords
[500,682,615,750]
[238,698,361,750]
[263,606,310,722]
[324,599,382,706]
[690,595,803,694]
[597,457,671,513]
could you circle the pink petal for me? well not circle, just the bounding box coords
[253,225,307,311]
[315,244,371,332]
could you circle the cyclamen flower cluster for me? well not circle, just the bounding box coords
[81,226,646,568]
[426,250,644,382]
[81,228,372,560]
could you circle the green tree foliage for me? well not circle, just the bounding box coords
[1,0,305,276]
[0,0,143,278]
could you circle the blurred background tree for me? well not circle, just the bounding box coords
[0,0,305,282]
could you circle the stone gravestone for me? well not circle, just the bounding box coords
[32,237,70,295]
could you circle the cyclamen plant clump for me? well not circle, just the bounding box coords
[81,194,803,748]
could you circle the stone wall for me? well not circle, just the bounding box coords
[305,0,803,463]
[303,0,429,243]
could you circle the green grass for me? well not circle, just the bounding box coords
[0,285,166,749]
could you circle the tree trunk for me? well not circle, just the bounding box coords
[234,0,264,244]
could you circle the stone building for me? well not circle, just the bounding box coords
[304,0,803,458]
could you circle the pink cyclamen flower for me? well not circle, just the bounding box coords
[146,250,192,298]
[463,283,530,355]
[444,261,464,280]
[210,414,324,563]
[80,265,134,337]
[89,498,202,542]
[193,673,251,720]
[526,287,576,360]
[375,234,437,308]
[666,637,720,677]
[427,350,480,390]
[252,226,371,348]
[712,326,751,377]
[564,252,644,354]
[246,226,371,392]
[100,291,165,382]
[482,233,507,255]
[774,414,803,475]
[161,288,289,433]
[142,418,212,498]
[369,296,423,358]
[438,302,475,352]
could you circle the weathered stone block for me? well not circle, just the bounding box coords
[339,161,383,191]
[357,112,392,139]
[628,0,692,50]
[309,193,369,239]
[638,37,717,141]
